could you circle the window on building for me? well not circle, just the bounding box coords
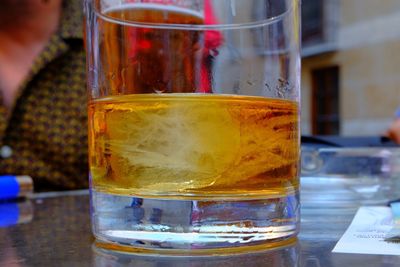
[302,0,324,47]
[301,0,339,57]
[312,66,340,135]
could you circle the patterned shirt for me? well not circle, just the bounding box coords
[0,0,88,191]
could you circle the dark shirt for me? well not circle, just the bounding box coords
[0,0,88,191]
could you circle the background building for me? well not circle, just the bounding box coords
[301,0,400,136]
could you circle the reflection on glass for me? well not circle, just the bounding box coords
[0,201,33,227]
[92,241,299,267]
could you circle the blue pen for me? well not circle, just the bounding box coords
[0,175,33,201]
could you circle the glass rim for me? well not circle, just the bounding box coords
[90,1,294,31]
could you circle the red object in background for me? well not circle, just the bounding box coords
[126,0,224,54]
[127,0,184,4]
[125,0,224,93]
[204,0,224,53]
[200,0,224,93]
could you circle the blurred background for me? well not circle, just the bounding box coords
[301,0,400,136]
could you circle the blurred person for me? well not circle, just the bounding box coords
[0,0,88,191]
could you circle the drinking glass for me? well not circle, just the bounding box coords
[85,0,300,254]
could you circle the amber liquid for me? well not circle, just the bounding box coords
[89,94,299,199]
[99,4,204,96]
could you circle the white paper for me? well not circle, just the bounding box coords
[332,206,400,256]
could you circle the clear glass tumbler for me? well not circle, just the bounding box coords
[85,0,300,254]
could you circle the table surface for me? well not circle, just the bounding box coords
[1,175,400,267]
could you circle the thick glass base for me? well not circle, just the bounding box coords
[91,190,299,254]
